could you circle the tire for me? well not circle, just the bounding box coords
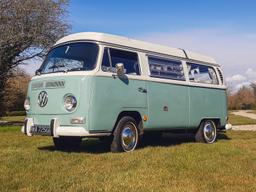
[53,136,82,151]
[111,116,139,152]
[195,120,217,143]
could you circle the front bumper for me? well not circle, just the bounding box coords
[21,118,110,137]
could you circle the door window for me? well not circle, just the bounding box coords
[102,48,140,75]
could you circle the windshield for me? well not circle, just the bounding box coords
[39,42,99,74]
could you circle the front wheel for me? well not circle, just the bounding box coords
[111,116,139,152]
[53,136,82,151]
[195,120,217,143]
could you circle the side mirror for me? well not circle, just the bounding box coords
[116,63,125,76]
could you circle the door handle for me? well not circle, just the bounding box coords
[138,87,147,93]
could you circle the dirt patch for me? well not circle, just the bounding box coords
[232,124,256,131]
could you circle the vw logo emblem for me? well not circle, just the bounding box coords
[38,91,48,107]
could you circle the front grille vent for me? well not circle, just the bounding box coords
[45,81,65,88]
[32,80,65,90]
[31,82,44,90]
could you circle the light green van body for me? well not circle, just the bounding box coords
[24,32,228,137]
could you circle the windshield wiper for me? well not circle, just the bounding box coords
[67,67,83,72]
[48,64,65,69]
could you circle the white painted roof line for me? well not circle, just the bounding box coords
[55,32,218,65]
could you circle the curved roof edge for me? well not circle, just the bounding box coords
[55,32,218,65]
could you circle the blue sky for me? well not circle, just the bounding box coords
[67,0,256,90]
[69,0,256,35]
[25,0,256,90]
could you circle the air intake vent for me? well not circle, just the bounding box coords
[217,68,224,84]
[45,81,65,88]
[31,80,65,90]
[31,82,44,90]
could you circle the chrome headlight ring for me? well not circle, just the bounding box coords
[63,94,77,112]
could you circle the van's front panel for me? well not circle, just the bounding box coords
[26,75,91,128]
[23,41,100,137]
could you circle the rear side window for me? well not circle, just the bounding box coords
[101,48,140,75]
[148,56,185,81]
[187,63,218,85]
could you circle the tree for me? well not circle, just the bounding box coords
[0,0,70,116]
[228,86,255,110]
[251,83,256,97]
[3,68,31,113]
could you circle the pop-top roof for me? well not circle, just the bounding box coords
[55,32,218,65]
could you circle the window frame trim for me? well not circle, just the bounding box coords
[147,55,186,81]
[39,42,100,75]
[100,46,142,76]
[186,62,219,85]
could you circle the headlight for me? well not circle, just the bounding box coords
[64,94,77,111]
[24,97,30,111]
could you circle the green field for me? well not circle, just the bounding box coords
[248,110,256,114]
[0,126,255,192]
[0,116,25,122]
[229,113,256,125]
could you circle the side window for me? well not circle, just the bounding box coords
[187,63,218,84]
[101,48,140,75]
[148,56,185,80]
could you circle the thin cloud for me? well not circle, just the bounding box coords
[226,74,247,82]
[135,29,256,80]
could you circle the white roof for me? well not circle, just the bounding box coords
[55,32,218,65]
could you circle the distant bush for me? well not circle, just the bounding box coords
[2,69,30,115]
[228,85,256,110]
[5,111,26,116]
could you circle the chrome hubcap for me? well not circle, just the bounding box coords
[121,124,137,151]
[203,122,216,142]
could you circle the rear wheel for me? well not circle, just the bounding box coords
[195,120,217,143]
[111,116,139,152]
[53,136,82,151]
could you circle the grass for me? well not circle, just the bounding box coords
[0,115,25,122]
[229,113,256,125]
[247,110,256,114]
[0,126,256,192]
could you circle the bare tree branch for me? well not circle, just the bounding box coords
[0,0,70,116]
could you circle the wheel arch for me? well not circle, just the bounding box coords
[112,111,143,135]
[198,118,221,130]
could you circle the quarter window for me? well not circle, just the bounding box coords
[148,56,185,80]
[187,63,218,84]
[102,48,140,75]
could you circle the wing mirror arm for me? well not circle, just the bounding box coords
[35,69,41,76]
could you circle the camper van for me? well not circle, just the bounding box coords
[22,32,231,152]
